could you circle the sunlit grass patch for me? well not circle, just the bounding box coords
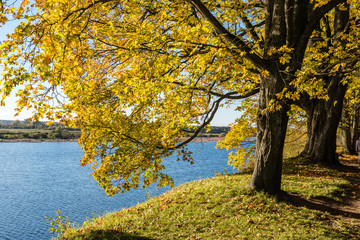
[282,175,348,200]
[282,158,349,200]
[54,165,360,239]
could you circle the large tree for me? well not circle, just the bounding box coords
[296,4,360,165]
[340,79,360,155]
[1,0,356,195]
[219,3,360,167]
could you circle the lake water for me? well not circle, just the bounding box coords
[0,141,236,240]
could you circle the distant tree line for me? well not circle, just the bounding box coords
[0,127,81,140]
[0,120,81,140]
[0,120,77,130]
[183,126,230,138]
[0,120,228,140]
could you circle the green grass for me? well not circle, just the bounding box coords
[282,159,351,200]
[51,158,360,240]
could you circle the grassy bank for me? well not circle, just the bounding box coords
[51,157,360,239]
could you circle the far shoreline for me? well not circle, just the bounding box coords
[0,138,79,143]
[0,137,225,143]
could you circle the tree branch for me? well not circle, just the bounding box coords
[172,93,228,149]
[62,0,112,22]
[171,80,259,100]
[186,0,268,70]
[240,16,261,43]
[295,0,346,66]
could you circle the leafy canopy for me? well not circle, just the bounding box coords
[1,0,261,195]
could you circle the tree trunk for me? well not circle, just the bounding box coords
[341,108,354,154]
[249,75,289,194]
[300,4,349,164]
[350,110,360,152]
[341,107,360,155]
[301,78,346,165]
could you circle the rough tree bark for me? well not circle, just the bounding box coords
[340,101,360,155]
[249,75,289,193]
[247,0,292,193]
[191,0,347,193]
[299,4,349,165]
[249,0,346,192]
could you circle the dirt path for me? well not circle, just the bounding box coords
[336,156,360,216]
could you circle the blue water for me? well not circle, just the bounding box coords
[0,141,236,240]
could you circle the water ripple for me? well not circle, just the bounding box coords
[0,141,236,239]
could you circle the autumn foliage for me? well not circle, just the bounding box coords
[0,0,359,195]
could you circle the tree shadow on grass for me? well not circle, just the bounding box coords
[277,191,360,219]
[280,156,360,220]
[69,230,154,240]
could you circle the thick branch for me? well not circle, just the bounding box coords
[207,88,259,100]
[240,16,261,42]
[186,0,268,70]
[171,80,259,100]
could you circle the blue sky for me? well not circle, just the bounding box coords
[0,93,32,121]
[0,94,240,126]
